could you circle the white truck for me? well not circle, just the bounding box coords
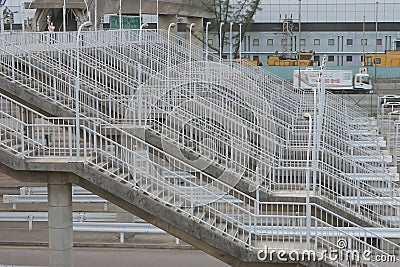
[293,69,373,93]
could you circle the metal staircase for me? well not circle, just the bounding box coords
[0,92,399,266]
[1,29,399,226]
[0,29,400,265]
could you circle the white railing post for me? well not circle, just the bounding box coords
[20,122,25,159]
[68,126,73,161]
[83,127,87,161]
[11,54,15,82]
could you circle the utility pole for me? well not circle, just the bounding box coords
[0,0,6,33]
[298,0,302,89]
[374,1,378,82]
[63,0,66,31]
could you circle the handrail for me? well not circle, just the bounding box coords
[0,29,400,234]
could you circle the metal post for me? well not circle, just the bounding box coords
[374,1,378,83]
[189,22,196,95]
[303,112,312,251]
[63,0,66,32]
[139,0,142,22]
[167,23,176,68]
[255,167,260,216]
[119,0,122,30]
[313,55,327,197]
[156,0,159,30]
[168,22,176,111]
[0,1,4,33]
[83,0,90,22]
[362,15,365,66]
[298,0,302,88]
[138,23,148,125]
[395,122,399,170]
[205,21,211,60]
[239,23,242,61]
[189,23,196,63]
[229,22,233,67]
[219,22,224,63]
[21,3,25,32]
[167,22,176,112]
[76,21,92,160]
[94,0,97,31]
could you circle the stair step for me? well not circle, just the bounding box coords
[203,215,217,227]
[226,226,238,239]
[215,221,227,232]
[347,155,392,163]
[347,140,387,147]
[342,196,400,206]
[341,172,399,181]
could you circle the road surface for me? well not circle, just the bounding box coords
[0,247,229,267]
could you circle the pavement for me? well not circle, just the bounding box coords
[0,247,229,267]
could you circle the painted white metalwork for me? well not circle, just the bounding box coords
[0,29,400,265]
[0,93,398,266]
[3,194,109,210]
[20,186,90,195]
[0,212,117,230]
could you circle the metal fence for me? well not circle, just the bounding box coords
[0,29,399,265]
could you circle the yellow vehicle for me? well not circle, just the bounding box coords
[235,58,263,66]
[267,51,314,66]
[364,50,400,66]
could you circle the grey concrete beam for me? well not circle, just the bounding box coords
[24,1,85,9]
[0,76,74,118]
[0,145,322,266]
[0,150,256,266]
[102,0,212,19]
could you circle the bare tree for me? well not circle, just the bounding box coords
[202,0,261,58]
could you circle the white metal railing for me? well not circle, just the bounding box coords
[0,30,399,229]
[3,195,109,210]
[0,94,399,266]
[0,212,117,229]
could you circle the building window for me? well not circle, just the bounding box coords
[314,55,320,63]
[281,39,288,45]
[253,39,259,46]
[300,39,306,46]
[267,39,273,45]
[376,39,382,45]
[328,56,335,62]
[346,56,353,62]
[314,39,320,45]
[328,39,335,46]
[208,39,213,46]
[347,39,353,45]
[361,39,367,45]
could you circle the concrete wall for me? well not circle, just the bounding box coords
[102,0,212,18]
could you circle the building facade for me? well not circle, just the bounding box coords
[212,0,400,67]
